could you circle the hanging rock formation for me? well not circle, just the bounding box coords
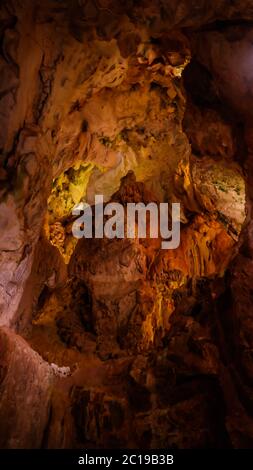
[1,0,253,449]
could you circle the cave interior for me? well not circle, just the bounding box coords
[1,0,253,449]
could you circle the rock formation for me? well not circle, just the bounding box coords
[1,0,253,449]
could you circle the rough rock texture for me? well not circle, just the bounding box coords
[1,0,253,450]
[69,173,238,358]
[0,327,53,448]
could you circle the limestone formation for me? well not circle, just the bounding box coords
[1,0,253,449]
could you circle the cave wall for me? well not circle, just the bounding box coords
[0,0,249,328]
[1,0,253,449]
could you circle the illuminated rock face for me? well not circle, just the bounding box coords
[1,0,253,449]
[69,175,238,357]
